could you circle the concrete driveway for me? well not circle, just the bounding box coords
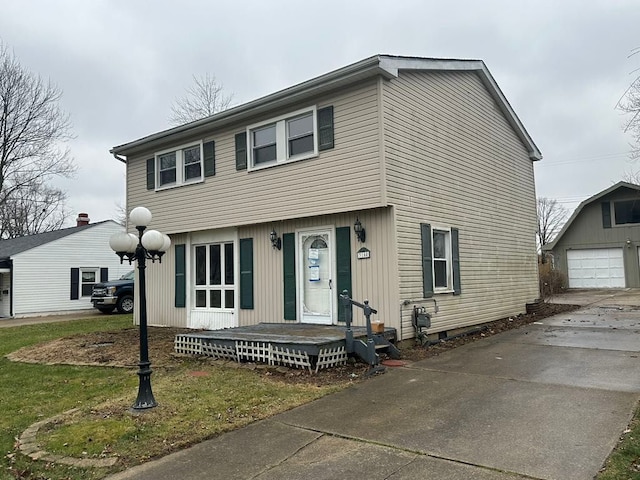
[108,289,640,480]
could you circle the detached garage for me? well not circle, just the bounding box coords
[544,182,640,289]
[566,248,625,288]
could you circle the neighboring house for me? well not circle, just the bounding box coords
[544,181,640,289]
[111,54,541,341]
[0,214,131,317]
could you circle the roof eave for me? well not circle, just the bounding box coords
[111,55,393,157]
[546,181,640,248]
[112,54,542,162]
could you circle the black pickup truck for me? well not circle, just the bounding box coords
[91,270,135,314]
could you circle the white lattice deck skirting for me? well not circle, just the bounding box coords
[174,336,348,372]
[174,335,203,355]
[315,346,347,372]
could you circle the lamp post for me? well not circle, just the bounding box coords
[109,207,170,410]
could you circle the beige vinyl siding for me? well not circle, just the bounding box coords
[237,208,399,332]
[383,70,539,338]
[139,210,400,333]
[136,233,189,328]
[127,82,383,235]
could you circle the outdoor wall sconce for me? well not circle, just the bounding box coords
[354,218,366,243]
[627,238,632,248]
[270,229,282,250]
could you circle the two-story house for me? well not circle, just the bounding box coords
[111,54,541,341]
[544,181,640,288]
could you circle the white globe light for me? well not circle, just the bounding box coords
[127,233,139,253]
[129,206,152,227]
[142,229,164,251]
[161,234,171,252]
[109,232,132,252]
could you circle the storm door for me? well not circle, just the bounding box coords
[298,229,334,324]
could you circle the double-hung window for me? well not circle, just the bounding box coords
[420,223,461,297]
[432,229,452,290]
[247,107,317,169]
[156,142,203,188]
[194,243,235,309]
[81,269,98,297]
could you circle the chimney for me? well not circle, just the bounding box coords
[76,213,90,226]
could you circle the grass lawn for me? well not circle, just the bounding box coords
[596,405,640,480]
[2,312,640,480]
[0,316,349,480]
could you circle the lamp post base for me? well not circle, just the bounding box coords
[132,361,157,410]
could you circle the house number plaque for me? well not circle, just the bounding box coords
[357,247,371,260]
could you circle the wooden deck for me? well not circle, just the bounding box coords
[174,323,397,372]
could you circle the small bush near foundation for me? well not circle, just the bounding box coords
[539,261,567,298]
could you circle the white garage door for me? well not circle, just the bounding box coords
[566,248,625,288]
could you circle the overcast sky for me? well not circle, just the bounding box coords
[1,0,638,225]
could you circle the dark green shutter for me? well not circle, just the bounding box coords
[203,141,216,177]
[318,106,334,151]
[602,202,612,229]
[336,226,352,322]
[235,132,247,170]
[100,268,108,282]
[452,228,461,295]
[175,244,186,308]
[70,268,79,300]
[146,158,155,190]
[421,223,434,298]
[283,233,296,320]
[239,238,254,309]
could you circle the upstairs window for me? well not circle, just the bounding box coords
[252,124,277,165]
[287,112,314,156]
[614,200,640,225]
[155,142,203,188]
[247,107,317,169]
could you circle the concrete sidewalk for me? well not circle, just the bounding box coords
[107,290,640,480]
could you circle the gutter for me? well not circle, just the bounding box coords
[111,55,387,158]
[110,54,542,163]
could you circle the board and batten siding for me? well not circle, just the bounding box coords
[382,70,539,338]
[10,222,130,316]
[136,233,189,327]
[237,208,399,332]
[126,81,384,235]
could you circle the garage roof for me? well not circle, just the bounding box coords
[544,181,640,251]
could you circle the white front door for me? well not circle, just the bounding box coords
[298,229,334,324]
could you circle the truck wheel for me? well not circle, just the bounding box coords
[116,295,134,314]
[97,307,115,314]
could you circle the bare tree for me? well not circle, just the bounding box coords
[169,73,233,126]
[537,197,568,251]
[622,170,640,185]
[0,42,75,236]
[114,201,127,226]
[0,180,67,238]
[617,47,640,159]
